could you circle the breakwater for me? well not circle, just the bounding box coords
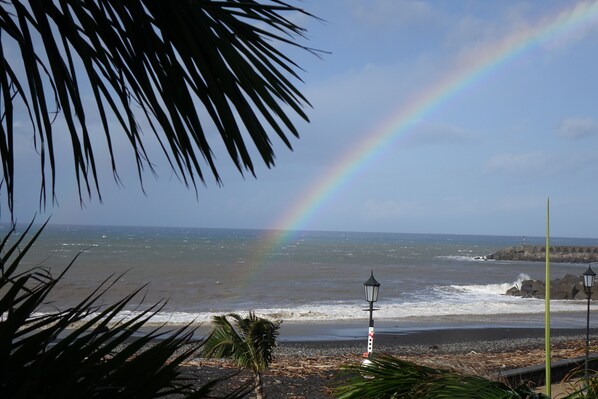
[505,274,587,299]
[488,245,598,263]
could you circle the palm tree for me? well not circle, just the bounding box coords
[0,0,317,218]
[201,312,281,399]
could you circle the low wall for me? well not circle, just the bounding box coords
[498,354,598,388]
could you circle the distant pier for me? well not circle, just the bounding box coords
[488,245,598,263]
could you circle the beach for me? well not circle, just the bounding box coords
[22,225,598,396]
[177,326,594,398]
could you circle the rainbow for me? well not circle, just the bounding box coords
[275,2,598,233]
[242,2,598,286]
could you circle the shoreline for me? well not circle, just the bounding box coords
[282,326,586,346]
[144,315,597,344]
[272,326,590,358]
[275,315,594,341]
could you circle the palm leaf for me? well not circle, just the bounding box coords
[201,314,248,362]
[0,0,319,216]
[201,311,281,398]
[335,355,549,399]
[0,222,246,398]
[243,312,280,372]
[202,312,280,373]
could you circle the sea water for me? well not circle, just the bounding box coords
[8,224,598,334]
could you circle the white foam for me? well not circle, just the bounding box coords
[49,297,585,327]
[31,275,587,326]
[436,255,489,262]
[442,273,531,296]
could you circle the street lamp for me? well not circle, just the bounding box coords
[363,271,380,357]
[583,264,596,384]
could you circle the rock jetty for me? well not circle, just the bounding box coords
[505,274,589,300]
[488,245,598,263]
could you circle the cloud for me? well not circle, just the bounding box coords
[483,151,598,180]
[442,3,536,62]
[405,121,479,147]
[494,195,546,212]
[484,152,549,174]
[362,199,423,219]
[540,1,598,53]
[349,0,437,30]
[557,117,598,139]
[446,2,598,71]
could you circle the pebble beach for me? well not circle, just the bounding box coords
[175,327,595,398]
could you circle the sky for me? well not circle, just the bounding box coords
[8,0,598,238]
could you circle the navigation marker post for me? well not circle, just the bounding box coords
[545,198,551,397]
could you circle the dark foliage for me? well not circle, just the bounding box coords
[0,0,318,216]
[0,221,222,398]
[335,355,549,399]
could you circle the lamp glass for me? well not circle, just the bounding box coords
[363,271,380,302]
[364,284,380,303]
[583,265,596,290]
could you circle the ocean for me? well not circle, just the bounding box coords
[9,224,598,339]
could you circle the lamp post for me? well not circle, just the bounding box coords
[583,264,596,384]
[363,271,380,358]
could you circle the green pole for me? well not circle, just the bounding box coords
[545,198,551,397]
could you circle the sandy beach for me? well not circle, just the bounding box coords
[177,326,594,398]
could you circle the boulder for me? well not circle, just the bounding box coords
[505,274,592,300]
[506,286,520,296]
[519,279,545,298]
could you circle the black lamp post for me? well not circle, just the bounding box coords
[363,271,380,357]
[583,264,596,384]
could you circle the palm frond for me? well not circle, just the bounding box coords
[335,355,549,399]
[0,0,318,216]
[0,221,237,398]
[201,311,281,398]
[244,311,280,372]
[201,314,248,361]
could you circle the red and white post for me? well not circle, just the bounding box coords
[366,326,374,356]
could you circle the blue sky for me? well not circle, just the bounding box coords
[10,0,598,238]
